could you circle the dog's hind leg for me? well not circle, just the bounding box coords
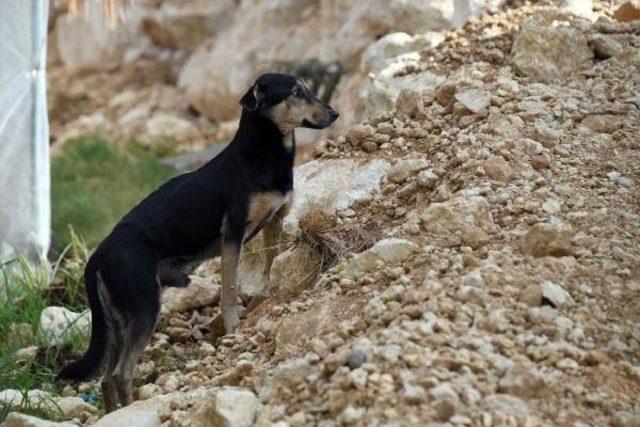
[101,339,121,413]
[96,272,122,413]
[113,304,158,408]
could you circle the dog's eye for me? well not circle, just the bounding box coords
[293,87,303,98]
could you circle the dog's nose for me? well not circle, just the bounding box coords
[328,109,339,120]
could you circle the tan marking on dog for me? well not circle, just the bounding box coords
[246,191,290,238]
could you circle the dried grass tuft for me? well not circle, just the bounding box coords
[297,208,381,272]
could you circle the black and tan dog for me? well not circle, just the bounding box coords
[58,73,338,412]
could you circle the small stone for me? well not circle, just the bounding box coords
[521,222,573,257]
[455,88,491,114]
[388,158,429,183]
[417,169,438,189]
[520,284,543,307]
[531,154,551,170]
[403,383,427,404]
[588,34,623,59]
[483,155,512,182]
[498,364,547,398]
[540,280,575,308]
[345,349,367,370]
[340,405,365,425]
[611,411,640,427]
[190,387,261,427]
[361,140,378,153]
[613,1,640,23]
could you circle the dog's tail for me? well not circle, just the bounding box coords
[58,265,108,382]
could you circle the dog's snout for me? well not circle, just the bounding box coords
[328,108,339,120]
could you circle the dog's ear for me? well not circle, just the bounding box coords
[240,83,264,112]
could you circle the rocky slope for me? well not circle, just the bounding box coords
[6,1,640,426]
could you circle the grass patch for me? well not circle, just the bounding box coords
[51,137,175,252]
[0,236,90,422]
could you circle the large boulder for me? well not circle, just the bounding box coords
[178,0,325,121]
[511,11,593,83]
[283,159,390,235]
[179,0,500,121]
[55,2,146,72]
[362,69,445,120]
[141,0,235,51]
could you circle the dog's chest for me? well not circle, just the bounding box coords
[245,191,291,237]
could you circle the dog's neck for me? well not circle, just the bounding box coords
[236,110,296,153]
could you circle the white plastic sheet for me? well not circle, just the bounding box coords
[0,0,50,264]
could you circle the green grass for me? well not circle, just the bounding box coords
[51,137,175,251]
[0,234,90,422]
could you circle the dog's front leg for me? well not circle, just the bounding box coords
[262,198,292,279]
[220,217,244,333]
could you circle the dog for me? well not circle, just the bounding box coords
[58,73,339,412]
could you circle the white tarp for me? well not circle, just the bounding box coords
[0,1,51,264]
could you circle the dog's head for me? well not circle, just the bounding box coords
[240,73,339,133]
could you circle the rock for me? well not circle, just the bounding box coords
[540,280,575,308]
[269,244,323,299]
[403,383,427,404]
[15,345,39,361]
[360,32,442,74]
[521,222,573,257]
[532,120,562,148]
[54,396,97,419]
[342,238,418,279]
[420,196,494,248]
[556,0,595,20]
[607,172,633,188]
[146,113,200,142]
[611,411,640,427]
[190,387,261,427]
[511,11,593,83]
[0,389,50,407]
[531,154,551,170]
[141,1,235,51]
[4,413,76,427]
[388,159,429,183]
[340,405,365,425]
[579,114,625,133]
[520,284,543,307]
[38,306,91,347]
[588,34,624,59]
[93,408,161,427]
[417,169,438,189]
[613,1,640,23]
[55,1,144,72]
[498,364,548,398]
[283,159,390,235]
[483,155,512,182]
[345,349,367,370]
[483,394,530,421]
[362,70,445,119]
[161,278,220,314]
[455,88,491,113]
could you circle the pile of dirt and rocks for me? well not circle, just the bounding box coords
[5,0,640,426]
